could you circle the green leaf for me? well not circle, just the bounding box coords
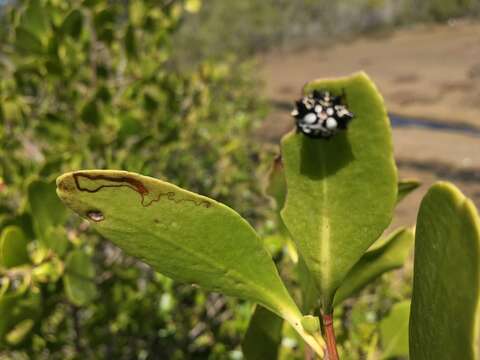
[28,179,67,244]
[380,300,410,359]
[125,24,137,59]
[0,285,41,345]
[242,305,283,360]
[81,99,102,126]
[63,249,96,307]
[56,170,325,355]
[20,0,49,37]
[43,226,69,256]
[280,72,397,310]
[266,156,286,210]
[265,156,298,263]
[32,257,64,283]
[1,226,30,268]
[409,182,480,360]
[333,228,414,307]
[5,319,34,345]
[397,179,421,204]
[297,256,318,313]
[14,27,44,55]
[61,9,84,39]
[185,0,202,13]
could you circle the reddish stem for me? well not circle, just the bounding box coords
[322,314,339,360]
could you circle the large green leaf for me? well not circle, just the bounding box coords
[333,228,414,307]
[56,170,325,355]
[1,226,30,268]
[242,305,283,360]
[409,182,480,360]
[280,72,397,310]
[380,300,410,359]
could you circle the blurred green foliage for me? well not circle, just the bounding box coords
[0,0,270,358]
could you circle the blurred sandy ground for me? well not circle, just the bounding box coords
[257,20,480,227]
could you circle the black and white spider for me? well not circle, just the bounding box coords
[291,90,354,139]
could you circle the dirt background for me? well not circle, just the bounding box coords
[257,20,480,227]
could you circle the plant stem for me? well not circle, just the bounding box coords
[322,313,339,360]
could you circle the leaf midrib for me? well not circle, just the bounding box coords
[319,150,331,296]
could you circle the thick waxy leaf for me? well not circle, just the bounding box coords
[1,226,30,268]
[242,305,283,360]
[410,182,480,360]
[28,179,67,244]
[397,179,421,204]
[281,72,397,310]
[63,249,96,306]
[56,170,325,355]
[380,301,410,359]
[333,228,413,307]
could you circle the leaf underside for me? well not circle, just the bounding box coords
[56,170,325,355]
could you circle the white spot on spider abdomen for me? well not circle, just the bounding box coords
[303,113,317,124]
[326,117,338,130]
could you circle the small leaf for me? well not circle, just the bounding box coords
[410,182,480,360]
[44,226,69,256]
[185,0,202,13]
[0,286,41,345]
[63,249,96,306]
[1,226,30,268]
[397,179,421,204]
[14,27,44,55]
[281,72,397,310]
[20,0,49,36]
[124,24,137,58]
[32,257,64,283]
[28,179,67,244]
[265,156,286,210]
[242,305,283,360]
[56,170,325,355]
[5,319,34,345]
[380,301,410,359]
[333,228,414,307]
[80,100,102,126]
[61,9,84,39]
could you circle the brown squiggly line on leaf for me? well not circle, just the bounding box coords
[73,173,211,208]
